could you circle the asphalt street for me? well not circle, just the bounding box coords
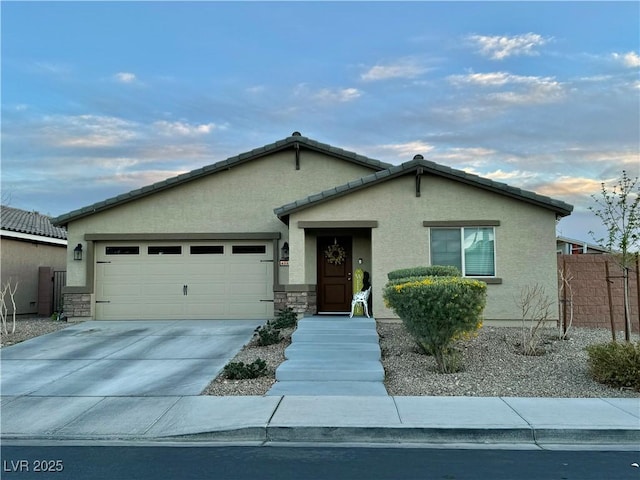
[2,444,639,480]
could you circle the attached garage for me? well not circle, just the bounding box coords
[94,240,274,320]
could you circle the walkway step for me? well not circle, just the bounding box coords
[275,360,384,381]
[296,319,376,330]
[268,315,387,396]
[285,343,381,361]
[266,381,388,396]
[292,331,379,343]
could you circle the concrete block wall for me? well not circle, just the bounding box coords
[558,254,639,332]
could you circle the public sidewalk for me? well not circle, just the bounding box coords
[1,394,638,447]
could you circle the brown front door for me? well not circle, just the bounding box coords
[317,236,352,313]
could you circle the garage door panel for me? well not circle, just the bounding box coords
[95,241,273,320]
[98,302,184,320]
[101,284,143,297]
[188,284,227,296]
[185,302,228,316]
[229,301,272,316]
[186,264,227,276]
[140,284,184,296]
[101,264,141,277]
[232,282,272,296]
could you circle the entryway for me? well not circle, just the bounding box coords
[316,236,353,313]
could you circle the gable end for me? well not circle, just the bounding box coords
[52,133,392,226]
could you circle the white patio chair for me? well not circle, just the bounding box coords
[350,286,371,318]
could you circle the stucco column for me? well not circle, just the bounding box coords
[288,223,306,284]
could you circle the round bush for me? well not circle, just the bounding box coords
[383,276,487,373]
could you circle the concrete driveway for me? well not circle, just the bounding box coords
[0,320,264,396]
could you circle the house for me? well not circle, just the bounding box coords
[53,132,573,324]
[1,206,68,316]
[556,236,608,255]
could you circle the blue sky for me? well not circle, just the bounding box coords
[2,1,639,242]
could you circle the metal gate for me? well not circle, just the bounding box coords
[53,270,66,313]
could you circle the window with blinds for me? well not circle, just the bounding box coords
[430,227,495,276]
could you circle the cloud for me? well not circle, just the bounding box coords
[313,87,362,103]
[114,72,137,83]
[361,58,428,81]
[374,141,435,159]
[293,84,362,104]
[612,51,640,68]
[44,114,138,148]
[535,175,605,199]
[31,61,71,76]
[449,71,558,89]
[94,169,188,187]
[430,147,498,166]
[448,71,565,105]
[153,120,222,136]
[468,33,550,60]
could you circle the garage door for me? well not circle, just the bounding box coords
[95,241,274,320]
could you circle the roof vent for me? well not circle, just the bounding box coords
[291,131,302,137]
[413,154,424,160]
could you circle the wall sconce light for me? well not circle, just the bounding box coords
[358,257,363,265]
[280,242,289,261]
[73,243,83,261]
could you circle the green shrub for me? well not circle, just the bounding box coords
[586,341,640,392]
[272,307,297,329]
[255,322,281,346]
[387,265,461,281]
[383,275,486,373]
[223,358,268,379]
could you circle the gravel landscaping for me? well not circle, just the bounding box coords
[3,316,638,398]
[203,319,639,398]
[0,316,69,348]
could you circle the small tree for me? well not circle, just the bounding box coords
[1,280,19,335]
[558,267,574,340]
[516,284,554,355]
[589,170,640,341]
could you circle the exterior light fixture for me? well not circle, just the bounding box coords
[280,242,289,261]
[73,243,83,261]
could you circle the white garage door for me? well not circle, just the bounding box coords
[95,241,274,320]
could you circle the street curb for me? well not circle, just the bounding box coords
[3,425,639,446]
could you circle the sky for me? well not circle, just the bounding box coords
[2,1,639,243]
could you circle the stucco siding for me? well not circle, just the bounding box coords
[1,238,67,315]
[289,174,560,322]
[65,150,377,288]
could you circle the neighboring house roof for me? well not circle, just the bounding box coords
[1,205,67,245]
[275,156,574,222]
[52,132,393,226]
[557,236,608,254]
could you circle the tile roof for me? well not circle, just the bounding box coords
[52,132,392,226]
[1,205,68,240]
[274,157,574,220]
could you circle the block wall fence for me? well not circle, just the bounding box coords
[558,254,639,333]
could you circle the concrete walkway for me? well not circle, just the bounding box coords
[267,316,387,396]
[2,394,638,446]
